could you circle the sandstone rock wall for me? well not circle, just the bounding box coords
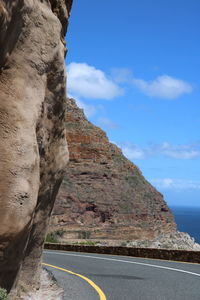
[0,0,72,296]
[50,99,176,241]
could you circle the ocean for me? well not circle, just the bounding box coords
[170,206,200,244]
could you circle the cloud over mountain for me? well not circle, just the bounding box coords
[67,62,123,100]
[119,141,200,160]
[132,75,192,99]
[150,178,200,190]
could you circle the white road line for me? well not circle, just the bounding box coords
[44,250,200,278]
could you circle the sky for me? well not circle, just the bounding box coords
[65,0,200,207]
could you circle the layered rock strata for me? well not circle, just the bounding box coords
[0,0,72,296]
[50,99,176,240]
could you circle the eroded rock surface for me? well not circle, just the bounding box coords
[0,0,72,296]
[20,269,64,300]
[50,99,176,241]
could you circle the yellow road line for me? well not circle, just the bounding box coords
[42,262,107,300]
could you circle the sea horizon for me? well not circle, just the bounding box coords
[170,205,200,244]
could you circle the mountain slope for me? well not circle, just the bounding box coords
[50,98,176,240]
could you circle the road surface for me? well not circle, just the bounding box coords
[43,250,200,300]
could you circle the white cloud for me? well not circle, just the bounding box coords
[75,99,97,118]
[117,141,200,160]
[150,178,200,190]
[157,142,200,159]
[111,141,144,159]
[68,92,104,118]
[133,75,192,99]
[97,117,118,130]
[120,144,145,160]
[111,68,133,83]
[123,146,145,159]
[68,94,104,118]
[67,63,192,100]
[67,62,123,100]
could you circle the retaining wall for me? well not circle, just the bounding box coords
[44,243,200,263]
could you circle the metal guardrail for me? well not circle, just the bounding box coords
[44,243,200,263]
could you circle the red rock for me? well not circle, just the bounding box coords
[50,99,176,240]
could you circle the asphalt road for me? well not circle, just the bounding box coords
[43,250,200,300]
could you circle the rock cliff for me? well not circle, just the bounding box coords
[50,98,176,240]
[0,0,72,297]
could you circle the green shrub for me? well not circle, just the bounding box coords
[45,229,66,243]
[76,241,96,246]
[45,232,58,243]
[55,229,65,237]
[78,231,91,239]
[0,288,7,300]
[120,242,127,247]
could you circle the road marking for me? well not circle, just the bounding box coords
[42,262,106,300]
[44,251,200,278]
[100,251,200,266]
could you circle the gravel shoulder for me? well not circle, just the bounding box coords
[19,269,64,300]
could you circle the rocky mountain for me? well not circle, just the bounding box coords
[50,98,176,240]
[0,0,72,297]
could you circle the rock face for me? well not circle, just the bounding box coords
[125,232,200,251]
[50,98,176,240]
[20,269,64,300]
[0,0,72,296]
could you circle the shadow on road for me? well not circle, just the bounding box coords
[84,274,145,280]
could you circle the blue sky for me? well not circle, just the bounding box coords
[66,0,200,207]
